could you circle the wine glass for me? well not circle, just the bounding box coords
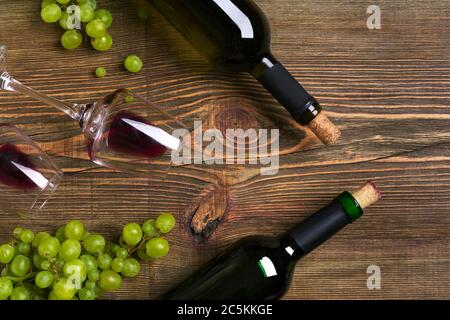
[0,124,63,217]
[0,44,185,177]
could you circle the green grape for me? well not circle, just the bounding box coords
[94,9,113,28]
[10,255,31,277]
[0,277,13,300]
[80,254,97,271]
[63,259,87,284]
[91,33,113,51]
[53,278,76,300]
[59,12,72,30]
[124,55,143,73]
[87,269,99,282]
[32,253,44,269]
[142,219,159,237]
[0,244,15,264]
[56,0,71,4]
[99,270,122,291]
[121,258,141,278]
[38,237,60,258]
[79,3,95,23]
[111,258,124,273]
[55,226,66,243]
[155,213,176,234]
[13,227,23,239]
[145,237,170,259]
[137,8,149,21]
[20,229,34,244]
[115,247,128,260]
[41,4,62,23]
[10,286,30,300]
[61,30,83,50]
[41,260,51,271]
[122,223,143,246]
[97,253,112,270]
[32,232,50,248]
[17,242,31,255]
[86,19,107,38]
[77,0,97,10]
[94,284,103,297]
[84,280,96,290]
[35,271,54,289]
[137,248,152,262]
[59,239,81,261]
[95,67,107,78]
[83,234,105,254]
[65,220,85,240]
[109,243,120,253]
[78,287,95,300]
[41,0,56,8]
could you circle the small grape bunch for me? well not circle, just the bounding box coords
[0,213,176,300]
[40,0,113,51]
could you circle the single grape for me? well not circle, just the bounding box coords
[94,9,113,28]
[95,67,107,78]
[142,219,159,237]
[77,0,97,10]
[41,260,51,271]
[86,19,107,38]
[91,33,113,51]
[61,30,83,50]
[145,237,170,259]
[109,243,120,253]
[83,234,105,254]
[80,254,97,271]
[65,220,85,240]
[32,253,45,269]
[137,8,149,21]
[38,237,60,258]
[97,253,112,270]
[55,226,66,243]
[10,286,30,300]
[32,232,50,248]
[121,258,141,278]
[87,269,100,282]
[99,270,122,291]
[20,229,34,244]
[78,287,96,300]
[41,4,62,23]
[124,55,143,73]
[13,227,23,239]
[84,280,96,290]
[0,244,15,264]
[115,247,128,259]
[59,239,81,261]
[35,271,54,289]
[41,0,56,8]
[79,3,95,23]
[94,284,103,298]
[10,255,31,277]
[155,213,176,234]
[111,258,124,273]
[122,223,143,246]
[53,278,76,300]
[48,290,58,300]
[0,277,13,300]
[17,242,31,255]
[63,259,87,284]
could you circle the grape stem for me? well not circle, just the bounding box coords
[4,272,36,283]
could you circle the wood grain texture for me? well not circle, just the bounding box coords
[0,0,449,299]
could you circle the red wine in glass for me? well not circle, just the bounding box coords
[0,143,38,190]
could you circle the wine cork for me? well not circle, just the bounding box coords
[351,181,382,209]
[308,113,341,145]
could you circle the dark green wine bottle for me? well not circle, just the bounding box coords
[145,0,341,145]
[161,182,380,300]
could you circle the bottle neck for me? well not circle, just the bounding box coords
[250,53,322,126]
[281,192,363,259]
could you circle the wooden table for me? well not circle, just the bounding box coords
[0,0,449,299]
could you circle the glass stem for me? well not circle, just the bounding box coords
[0,71,86,123]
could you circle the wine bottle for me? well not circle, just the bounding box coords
[161,182,381,300]
[143,0,341,145]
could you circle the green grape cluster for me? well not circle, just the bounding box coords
[0,213,175,300]
[40,0,113,51]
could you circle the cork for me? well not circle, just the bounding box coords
[308,113,341,145]
[351,181,382,209]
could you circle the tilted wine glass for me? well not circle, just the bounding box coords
[0,44,185,176]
